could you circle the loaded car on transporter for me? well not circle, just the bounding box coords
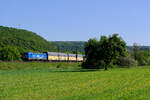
[23,52,84,62]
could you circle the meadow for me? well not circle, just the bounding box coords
[0,62,150,100]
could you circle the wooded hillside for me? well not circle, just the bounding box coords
[51,41,85,53]
[0,26,56,52]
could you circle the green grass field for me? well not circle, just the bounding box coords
[0,62,150,100]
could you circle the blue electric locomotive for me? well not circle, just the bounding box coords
[23,52,47,61]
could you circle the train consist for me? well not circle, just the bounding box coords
[23,52,84,62]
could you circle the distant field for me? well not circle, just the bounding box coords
[0,62,150,100]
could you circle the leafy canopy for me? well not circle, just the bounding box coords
[0,46,21,61]
[82,34,127,70]
[0,26,56,52]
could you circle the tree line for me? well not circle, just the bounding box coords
[51,41,85,54]
[82,34,150,70]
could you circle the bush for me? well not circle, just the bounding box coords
[118,56,138,67]
[0,46,21,61]
[136,52,148,66]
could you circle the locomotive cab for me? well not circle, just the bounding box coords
[23,52,29,61]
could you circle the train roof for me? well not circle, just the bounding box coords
[46,52,84,57]
[68,54,76,57]
[78,54,84,57]
[47,52,59,56]
[47,52,67,56]
[24,52,46,54]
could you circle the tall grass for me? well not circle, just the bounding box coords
[0,62,150,100]
[0,62,81,70]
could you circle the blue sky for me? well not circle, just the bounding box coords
[1,0,150,45]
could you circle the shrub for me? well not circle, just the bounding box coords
[136,52,148,66]
[118,56,138,67]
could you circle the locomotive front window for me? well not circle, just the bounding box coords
[24,53,27,57]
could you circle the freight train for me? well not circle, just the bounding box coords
[23,52,84,62]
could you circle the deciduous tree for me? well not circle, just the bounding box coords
[82,34,127,70]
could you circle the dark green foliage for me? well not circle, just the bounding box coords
[82,60,105,69]
[0,46,21,61]
[0,26,57,52]
[51,41,85,54]
[82,34,127,70]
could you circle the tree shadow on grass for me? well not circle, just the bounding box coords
[47,68,100,73]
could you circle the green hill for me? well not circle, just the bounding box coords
[51,41,85,53]
[0,26,56,52]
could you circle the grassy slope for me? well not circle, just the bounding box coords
[0,62,150,100]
